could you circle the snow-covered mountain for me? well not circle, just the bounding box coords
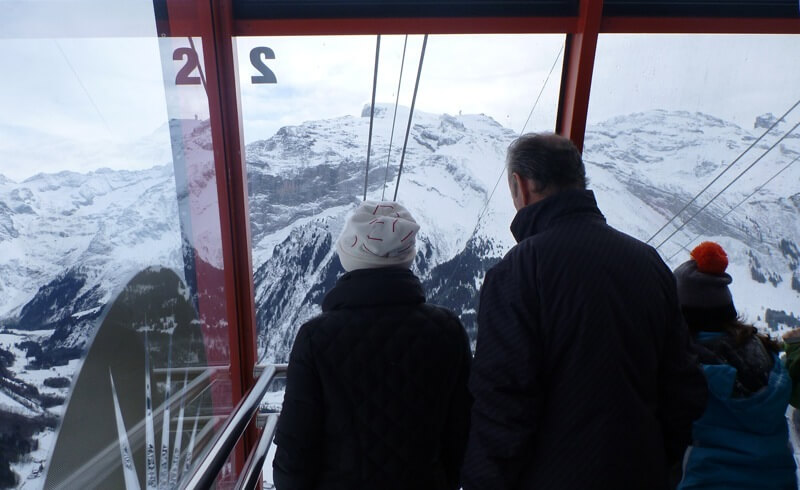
[248,106,800,362]
[1,106,799,486]
[583,110,800,330]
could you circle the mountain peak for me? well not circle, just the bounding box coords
[754,112,783,130]
[361,103,390,118]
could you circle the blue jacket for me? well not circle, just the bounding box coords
[679,350,797,490]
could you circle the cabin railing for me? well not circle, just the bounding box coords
[180,363,286,490]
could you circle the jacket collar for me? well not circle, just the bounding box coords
[510,189,606,243]
[322,267,425,312]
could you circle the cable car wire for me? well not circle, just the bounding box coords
[363,35,382,201]
[436,44,564,289]
[187,37,208,92]
[667,151,800,262]
[382,35,409,201]
[655,119,800,251]
[646,98,800,245]
[393,34,428,202]
[474,43,564,226]
[54,40,112,135]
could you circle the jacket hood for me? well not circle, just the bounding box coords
[510,189,606,243]
[321,267,425,312]
[701,353,791,435]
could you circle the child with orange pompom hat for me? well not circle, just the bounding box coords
[673,241,797,490]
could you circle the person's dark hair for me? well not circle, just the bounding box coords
[686,315,783,354]
[506,133,587,193]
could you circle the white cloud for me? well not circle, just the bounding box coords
[235,34,565,143]
[1,26,799,182]
[588,34,800,129]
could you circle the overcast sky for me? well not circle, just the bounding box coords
[0,2,799,181]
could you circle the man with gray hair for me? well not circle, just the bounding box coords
[462,133,707,490]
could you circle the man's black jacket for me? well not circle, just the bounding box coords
[462,189,708,490]
[273,267,472,490]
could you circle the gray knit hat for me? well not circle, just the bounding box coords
[336,201,419,272]
[673,241,737,328]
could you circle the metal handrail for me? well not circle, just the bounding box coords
[234,413,279,490]
[253,363,287,379]
[53,366,222,490]
[180,363,286,489]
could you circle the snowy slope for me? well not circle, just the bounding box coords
[249,106,800,362]
[583,110,800,329]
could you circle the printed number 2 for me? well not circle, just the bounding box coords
[174,47,201,85]
[250,47,277,84]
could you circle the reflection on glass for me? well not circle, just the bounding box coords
[584,34,800,334]
[237,33,564,487]
[0,10,237,490]
[237,33,564,357]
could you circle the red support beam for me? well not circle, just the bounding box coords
[160,0,253,482]
[207,0,261,453]
[233,16,579,36]
[555,0,603,151]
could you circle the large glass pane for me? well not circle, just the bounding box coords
[0,5,240,489]
[585,34,800,334]
[235,33,564,484]
[237,33,563,357]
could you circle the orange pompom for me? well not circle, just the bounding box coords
[690,241,728,275]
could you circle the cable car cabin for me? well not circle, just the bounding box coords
[0,0,798,488]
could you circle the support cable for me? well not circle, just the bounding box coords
[187,37,208,92]
[54,40,113,135]
[381,35,409,201]
[393,34,428,202]
[363,35,381,201]
[437,44,564,289]
[475,43,564,225]
[646,98,800,244]
[655,119,800,251]
[667,152,800,262]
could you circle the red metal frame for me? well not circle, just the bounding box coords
[159,0,800,479]
[215,0,800,423]
[164,0,255,478]
[233,16,579,35]
[556,0,603,151]
[208,0,262,455]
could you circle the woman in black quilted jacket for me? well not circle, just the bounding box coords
[273,201,472,490]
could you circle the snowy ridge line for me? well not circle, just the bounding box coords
[647,98,800,245]
[655,118,800,251]
[668,152,800,261]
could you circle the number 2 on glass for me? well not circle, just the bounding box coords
[174,47,202,85]
[250,47,277,84]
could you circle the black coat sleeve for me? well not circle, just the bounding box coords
[441,323,473,490]
[657,281,708,467]
[461,255,544,490]
[273,322,324,490]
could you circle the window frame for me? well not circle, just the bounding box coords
[154,0,800,463]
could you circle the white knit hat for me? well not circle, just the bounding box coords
[336,201,419,272]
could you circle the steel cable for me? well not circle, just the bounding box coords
[646,98,800,244]
[655,119,800,251]
[437,43,564,290]
[393,34,428,202]
[363,35,381,201]
[667,152,800,262]
[382,35,409,201]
